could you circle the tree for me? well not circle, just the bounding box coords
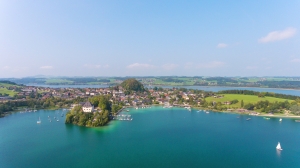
[290,105,300,115]
[241,100,244,108]
[120,78,145,94]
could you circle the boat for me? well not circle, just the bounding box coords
[246,118,251,121]
[295,120,300,122]
[126,110,129,112]
[265,117,270,120]
[206,111,209,114]
[57,119,59,122]
[276,142,283,150]
[279,118,282,122]
[37,117,41,124]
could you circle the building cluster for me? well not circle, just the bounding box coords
[4,85,211,106]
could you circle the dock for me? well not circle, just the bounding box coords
[113,114,133,121]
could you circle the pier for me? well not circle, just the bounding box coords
[113,114,133,121]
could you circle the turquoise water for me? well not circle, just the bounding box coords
[1,107,300,168]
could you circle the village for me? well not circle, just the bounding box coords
[1,84,213,110]
[1,80,299,118]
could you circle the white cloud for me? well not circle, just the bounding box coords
[258,27,297,43]
[196,61,225,69]
[40,66,53,69]
[83,64,110,69]
[162,64,178,70]
[217,43,228,48]
[127,63,156,69]
[265,67,272,70]
[84,64,101,69]
[290,58,300,63]
[2,66,10,70]
[246,66,258,70]
[103,64,110,68]
[185,61,225,69]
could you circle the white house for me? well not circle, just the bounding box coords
[82,101,94,112]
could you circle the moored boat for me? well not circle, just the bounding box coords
[37,117,41,124]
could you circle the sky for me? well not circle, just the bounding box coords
[1,0,300,78]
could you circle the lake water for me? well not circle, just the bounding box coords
[1,107,300,168]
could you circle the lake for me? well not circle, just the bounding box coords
[1,107,300,168]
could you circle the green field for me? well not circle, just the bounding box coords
[205,94,293,108]
[0,83,15,87]
[0,88,17,96]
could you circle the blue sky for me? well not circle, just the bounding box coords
[1,0,300,77]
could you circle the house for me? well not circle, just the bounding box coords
[82,101,94,112]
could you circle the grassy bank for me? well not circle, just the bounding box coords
[205,94,292,108]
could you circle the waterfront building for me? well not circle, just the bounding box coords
[82,101,94,112]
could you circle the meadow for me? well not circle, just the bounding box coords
[0,88,17,96]
[205,94,292,108]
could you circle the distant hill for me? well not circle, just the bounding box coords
[120,78,146,93]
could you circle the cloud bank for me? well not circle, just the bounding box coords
[40,66,53,69]
[127,63,156,69]
[162,64,178,70]
[290,58,300,63]
[259,27,297,43]
[185,61,225,69]
[217,43,228,48]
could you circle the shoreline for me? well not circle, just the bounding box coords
[24,84,300,91]
[184,106,300,119]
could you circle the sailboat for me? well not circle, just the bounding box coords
[37,117,41,124]
[276,142,283,151]
[279,118,282,122]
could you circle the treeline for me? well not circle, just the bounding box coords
[205,77,238,84]
[0,81,18,85]
[161,78,184,83]
[0,97,84,117]
[200,99,299,114]
[65,78,98,84]
[98,79,110,82]
[258,81,300,88]
[243,100,291,113]
[217,90,300,100]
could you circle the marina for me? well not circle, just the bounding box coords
[113,114,133,121]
